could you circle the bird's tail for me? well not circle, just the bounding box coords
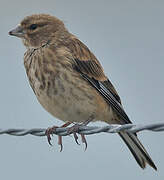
[119,132,157,170]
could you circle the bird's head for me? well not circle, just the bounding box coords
[9,14,68,48]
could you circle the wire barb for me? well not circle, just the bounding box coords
[0,123,164,137]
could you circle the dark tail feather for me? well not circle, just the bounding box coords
[119,132,157,170]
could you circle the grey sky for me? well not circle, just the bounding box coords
[0,0,163,179]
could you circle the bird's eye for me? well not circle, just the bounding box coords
[29,24,38,30]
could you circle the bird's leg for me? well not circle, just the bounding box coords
[67,115,94,150]
[45,122,72,151]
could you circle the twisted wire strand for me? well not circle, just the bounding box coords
[0,123,164,137]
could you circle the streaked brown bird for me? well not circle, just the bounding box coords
[9,14,157,170]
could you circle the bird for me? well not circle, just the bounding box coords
[9,14,157,170]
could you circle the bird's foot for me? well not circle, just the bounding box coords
[45,126,58,146]
[45,122,71,152]
[67,115,94,150]
[67,124,88,150]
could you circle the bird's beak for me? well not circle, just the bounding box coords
[9,25,25,38]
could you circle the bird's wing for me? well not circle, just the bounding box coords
[68,37,132,124]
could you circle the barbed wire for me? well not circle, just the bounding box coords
[0,123,164,137]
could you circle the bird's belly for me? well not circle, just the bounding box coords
[29,68,116,124]
[37,86,96,123]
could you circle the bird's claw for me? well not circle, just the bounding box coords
[45,126,56,146]
[45,122,72,151]
[73,133,80,145]
[81,134,87,151]
[58,135,63,152]
[45,126,61,148]
[67,124,88,150]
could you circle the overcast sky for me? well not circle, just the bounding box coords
[0,0,164,179]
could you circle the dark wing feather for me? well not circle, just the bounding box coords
[101,80,121,104]
[73,59,132,124]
